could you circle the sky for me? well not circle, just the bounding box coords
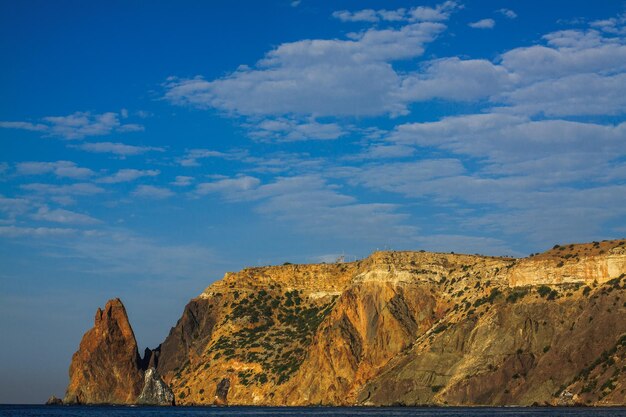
[1,0,625,404]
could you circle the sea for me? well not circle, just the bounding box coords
[1,406,625,417]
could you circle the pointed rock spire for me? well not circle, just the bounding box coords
[64,298,144,404]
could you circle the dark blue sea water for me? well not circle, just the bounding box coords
[1,406,625,417]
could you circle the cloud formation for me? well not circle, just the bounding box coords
[21,182,105,196]
[498,9,517,19]
[132,185,174,199]
[162,6,625,148]
[164,20,448,118]
[15,161,94,179]
[98,169,160,184]
[160,11,626,249]
[468,18,495,29]
[178,149,238,167]
[332,2,460,23]
[1,111,143,140]
[0,225,78,237]
[75,142,164,156]
[248,118,346,142]
[32,206,100,225]
[196,174,415,241]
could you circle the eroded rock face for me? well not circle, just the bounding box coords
[160,240,625,406]
[64,298,144,404]
[137,368,174,405]
[67,239,626,406]
[360,287,626,406]
[215,378,230,405]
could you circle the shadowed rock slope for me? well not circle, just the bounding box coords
[66,239,626,406]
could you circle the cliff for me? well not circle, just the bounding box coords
[64,298,172,405]
[64,298,144,404]
[65,239,626,406]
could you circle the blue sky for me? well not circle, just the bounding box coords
[1,0,625,403]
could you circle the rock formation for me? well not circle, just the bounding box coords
[215,378,231,405]
[45,395,63,405]
[137,368,175,405]
[66,239,626,406]
[64,298,146,404]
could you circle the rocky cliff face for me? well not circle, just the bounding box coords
[507,241,626,287]
[66,239,626,406]
[64,298,172,405]
[64,298,144,404]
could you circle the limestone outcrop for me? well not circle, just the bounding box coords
[507,241,626,287]
[66,239,626,406]
[137,368,175,405]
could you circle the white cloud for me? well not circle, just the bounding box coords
[498,9,517,19]
[21,183,105,196]
[132,185,174,199]
[387,114,626,170]
[161,11,626,130]
[178,149,244,167]
[399,57,513,102]
[409,2,459,22]
[496,72,626,116]
[170,176,194,187]
[0,225,78,238]
[332,9,379,23]
[195,174,416,241]
[163,12,625,127]
[98,169,160,184]
[390,26,626,114]
[332,2,459,23]
[347,144,416,160]
[469,18,495,29]
[158,11,626,249]
[243,152,324,174]
[0,111,143,140]
[43,112,142,139]
[0,195,30,222]
[248,118,346,142]
[164,21,447,118]
[501,30,626,81]
[135,110,153,118]
[0,121,48,132]
[15,161,94,179]
[74,141,164,156]
[252,175,416,240]
[327,111,626,245]
[179,149,227,166]
[590,14,626,35]
[339,159,466,193]
[32,206,100,225]
[196,176,261,197]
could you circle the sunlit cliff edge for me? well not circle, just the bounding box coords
[64,239,626,406]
